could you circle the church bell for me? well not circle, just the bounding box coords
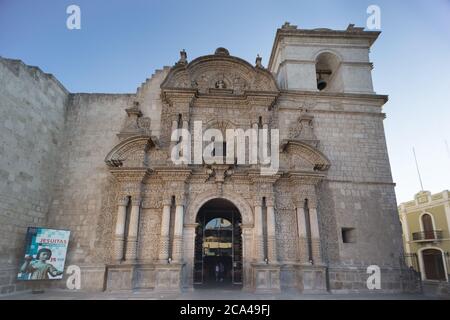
[317,73,327,91]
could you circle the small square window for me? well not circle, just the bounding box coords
[342,228,356,243]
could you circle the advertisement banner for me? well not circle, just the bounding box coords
[17,227,70,281]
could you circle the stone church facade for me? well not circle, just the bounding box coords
[0,24,407,294]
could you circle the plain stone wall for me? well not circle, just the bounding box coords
[0,58,68,294]
[313,109,402,268]
[136,67,170,138]
[278,95,404,283]
[47,93,134,266]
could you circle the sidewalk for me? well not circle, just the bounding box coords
[0,289,440,300]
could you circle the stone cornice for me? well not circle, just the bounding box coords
[325,178,395,186]
[248,170,281,184]
[161,89,197,106]
[153,167,192,182]
[110,168,152,183]
[278,90,388,105]
[284,171,326,185]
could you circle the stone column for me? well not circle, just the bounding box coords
[158,199,172,262]
[125,197,141,261]
[114,197,129,261]
[181,120,190,160]
[183,224,197,289]
[309,202,322,265]
[241,225,253,291]
[250,123,259,165]
[296,204,309,264]
[254,201,265,262]
[172,198,185,262]
[170,118,179,159]
[182,120,189,131]
[266,198,277,263]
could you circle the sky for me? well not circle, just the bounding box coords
[0,0,449,203]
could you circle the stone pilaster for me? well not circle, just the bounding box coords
[295,204,309,264]
[125,197,141,261]
[114,197,129,261]
[158,198,172,262]
[241,225,254,291]
[266,197,277,264]
[309,200,322,265]
[172,197,185,262]
[253,202,265,262]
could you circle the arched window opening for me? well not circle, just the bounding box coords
[315,52,340,92]
[421,214,434,239]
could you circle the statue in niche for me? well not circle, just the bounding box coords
[215,79,226,89]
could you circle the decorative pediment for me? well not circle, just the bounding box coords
[117,102,152,140]
[105,135,159,168]
[280,140,330,172]
[161,48,279,95]
[288,110,318,147]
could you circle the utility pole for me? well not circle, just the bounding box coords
[413,147,424,191]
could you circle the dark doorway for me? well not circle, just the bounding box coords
[422,249,446,281]
[194,199,242,288]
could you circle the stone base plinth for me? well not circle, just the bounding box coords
[105,264,135,291]
[296,264,328,293]
[252,263,281,293]
[154,263,184,293]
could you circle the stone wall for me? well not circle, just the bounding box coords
[0,58,68,294]
[46,93,134,290]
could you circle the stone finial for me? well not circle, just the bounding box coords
[214,47,230,56]
[175,49,188,66]
[126,101,143,117]
[346,24,364,32]
[117,101,145,140]
[180,49,187,63]
[282,22,297,30]
[255,54,263,68]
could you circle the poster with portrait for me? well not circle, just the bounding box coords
[17,227,70,281]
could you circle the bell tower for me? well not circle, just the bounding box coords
[268,22,380,94]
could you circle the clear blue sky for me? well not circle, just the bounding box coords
[1,0,449,203]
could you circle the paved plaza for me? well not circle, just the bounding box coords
[0,288,443,300]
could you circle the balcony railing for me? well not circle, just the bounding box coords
[412,230,443,241]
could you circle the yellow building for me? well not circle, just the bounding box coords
[399,190,450,282]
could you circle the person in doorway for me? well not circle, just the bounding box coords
[219,262,225,282]
[215,263,220,282]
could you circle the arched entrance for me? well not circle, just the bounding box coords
[422,249,447,281]
[193,198,243,288]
